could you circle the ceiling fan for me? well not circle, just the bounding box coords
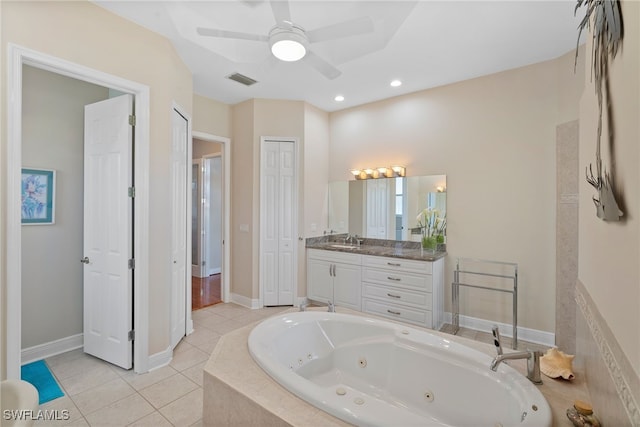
[196,0,375,80]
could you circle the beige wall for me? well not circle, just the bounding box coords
[230,100,256,300]
[230,99,327,302]
[193,139,222,159]
[329,49,584,334]
[302,103,330,295]
[21,66,109,348]
[578,0,640,376]
[193,94,232,138]
[1,0,193,376]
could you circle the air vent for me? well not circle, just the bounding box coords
[226,72,258,86]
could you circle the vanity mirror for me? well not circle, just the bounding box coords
[328,175,446,242]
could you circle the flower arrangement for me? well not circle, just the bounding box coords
[416,208,446,251]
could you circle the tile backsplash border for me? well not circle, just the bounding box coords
[576,279,640,425]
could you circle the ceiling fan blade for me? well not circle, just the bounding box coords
[197,27,268,42]
[237,0,263,8]
[304,51,342,80]
[306,16,375,43]
[270,0,292,25]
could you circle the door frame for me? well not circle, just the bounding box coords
[192,131,231,303]
[258,136,299,307]
[6,44,151,377]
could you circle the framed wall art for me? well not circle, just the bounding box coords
[21,168,56,225]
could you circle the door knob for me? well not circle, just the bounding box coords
[80,257,90,264]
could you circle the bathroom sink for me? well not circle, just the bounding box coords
[329,244,360,250]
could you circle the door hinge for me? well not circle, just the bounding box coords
[128,115,136,126]
[128,330,135,341]
[128,258,135,269]
[128,187,135,198]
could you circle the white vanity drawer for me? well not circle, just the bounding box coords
[362,283,432,309]
[363,255,432,275]
[362,299,432,328]
[307,248,362,266]
[362,268,432,292]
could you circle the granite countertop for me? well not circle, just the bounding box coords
[305,238,447,262]
[205,307,591,427]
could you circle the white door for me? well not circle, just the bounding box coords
[366,179,388,238]
[170,109,188,348]
[261,140,296,306]
[83,94,133,369]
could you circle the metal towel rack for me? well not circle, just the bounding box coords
[452,257,518,349]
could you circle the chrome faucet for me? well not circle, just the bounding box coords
[490,350,543,384]
[491,325,503,356]
[344,233,356,245]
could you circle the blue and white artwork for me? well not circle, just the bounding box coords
[21,168,55,225]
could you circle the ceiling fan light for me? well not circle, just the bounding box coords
[271,39,306,61]
[269,27,308,62]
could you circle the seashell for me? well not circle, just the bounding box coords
[540,347,575,380]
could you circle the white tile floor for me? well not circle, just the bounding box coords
[36,303,548,426]
[36,303,290,427]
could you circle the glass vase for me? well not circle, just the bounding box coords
[421,236,438,254]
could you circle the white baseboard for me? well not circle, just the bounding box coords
[21,333,83,365]
[231,293,260,309]
[148,346,172,372]
[443,312,555,347]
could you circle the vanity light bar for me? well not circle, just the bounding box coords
[350,166,406,180]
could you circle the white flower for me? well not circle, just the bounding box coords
[416,208,445,238]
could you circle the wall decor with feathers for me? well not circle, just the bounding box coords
[575,0,624,221]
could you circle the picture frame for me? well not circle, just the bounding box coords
[21,168,56,225]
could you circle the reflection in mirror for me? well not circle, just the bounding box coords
[328,175,446,243]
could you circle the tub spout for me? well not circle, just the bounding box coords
[490,350,543,384]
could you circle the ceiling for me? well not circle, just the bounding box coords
[93,1,585,112]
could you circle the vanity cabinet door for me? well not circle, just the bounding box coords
[333,262,362,311]
[307,258,333,303]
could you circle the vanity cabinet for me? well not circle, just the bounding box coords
[307,249,362,311]
[361,255,444,329]
[306,248,444,330]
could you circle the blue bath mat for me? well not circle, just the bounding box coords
[21,360,64,404]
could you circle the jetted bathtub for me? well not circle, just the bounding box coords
[248,311,551,427]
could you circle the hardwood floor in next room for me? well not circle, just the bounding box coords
[191,274,221,310]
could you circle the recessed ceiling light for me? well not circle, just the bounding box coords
[390,79,402,87]
[334,95,345,102]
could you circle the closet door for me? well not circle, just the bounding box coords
[261,139,296,306]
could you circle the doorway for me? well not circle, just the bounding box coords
[191,132,231,309]
[6,45,151,378]
[192,145,223,309]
